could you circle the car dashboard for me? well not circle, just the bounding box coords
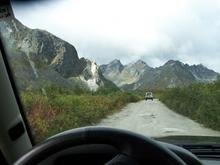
[37,143,220,165]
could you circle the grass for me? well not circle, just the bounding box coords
[159,80,220,132]
[20,85,142,142]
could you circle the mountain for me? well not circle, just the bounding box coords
[100,59,124,84]
[101,59,219,90]
[186,64,219,82]
[1,18,218,91]
[0,18,116,91]
[100,59,154,87]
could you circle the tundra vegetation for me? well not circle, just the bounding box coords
[159,80,220,133]
[21,85,142,142]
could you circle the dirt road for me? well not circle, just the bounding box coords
[99,99,220,137]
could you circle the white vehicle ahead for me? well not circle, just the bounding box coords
[145,92,154,101]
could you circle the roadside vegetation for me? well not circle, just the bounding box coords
[159,80,220,132]
[20,85,142,142]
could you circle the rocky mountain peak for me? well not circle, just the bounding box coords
[101,59,219,90]
[108,59,124,70]
[1,18,117,91]
[134,59,146,65]
[124,60,144,68]
[187,64,219,82]
[110,59,122,65]
[164,60,183,67]
[102,59,124,72]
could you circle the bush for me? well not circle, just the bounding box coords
[20,85,141,142]
[159,80,220,131]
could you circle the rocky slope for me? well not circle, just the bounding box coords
[101,59,219,90]
[100,60,154,87]
[0,18,115,91]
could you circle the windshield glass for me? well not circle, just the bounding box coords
[1,0,220,143]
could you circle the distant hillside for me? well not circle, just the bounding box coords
[0,18,117,91]
[101,59,219,90]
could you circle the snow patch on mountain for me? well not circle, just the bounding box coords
[80,61,104,91]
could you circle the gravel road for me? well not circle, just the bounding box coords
[99,99,220,137]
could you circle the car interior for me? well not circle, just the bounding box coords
[0,0,220,165]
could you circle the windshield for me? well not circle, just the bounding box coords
[1,0,220,144]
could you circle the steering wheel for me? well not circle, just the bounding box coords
[14,127,188,165]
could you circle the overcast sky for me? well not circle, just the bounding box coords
[12,0,220,72]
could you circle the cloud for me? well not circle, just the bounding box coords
[12,0,220,72]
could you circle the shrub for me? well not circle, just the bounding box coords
[20,86,141,142]
[159,80,220,131]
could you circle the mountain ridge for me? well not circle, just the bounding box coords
[101,59,219,90]
[1,18,218,91]
[0,18,117,91]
